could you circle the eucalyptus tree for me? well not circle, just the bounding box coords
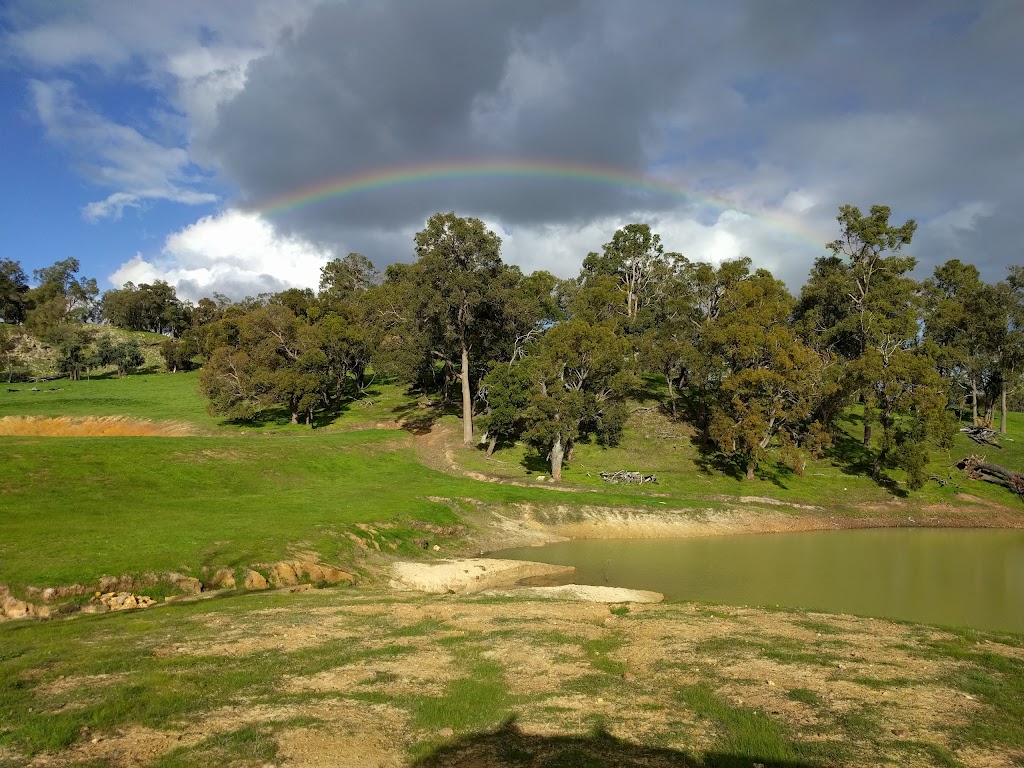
[199,304,330,426]
[797,205,920,447]
[580,223,672,326]
[25,258,99,337]
[922,260,991,423]
[523,318,632,481]
[669,256,754,429]
[0,259,31,325]
[319,253,380,298]
[101,280,190,335]
[797,204,953,484]
[316,254,380,397]
[411,212,504,445]
[0,323,21,382]
[479,361,535,457]
[705,270,826,479]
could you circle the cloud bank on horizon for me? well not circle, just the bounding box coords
[3,0,1022,301]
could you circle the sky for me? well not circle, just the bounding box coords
[1,0,1021,302]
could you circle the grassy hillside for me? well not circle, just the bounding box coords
[2,372,1023,767]
[7,324,169,381]
[460,401,1024,508]
[2,367,1022,589]
[0,428,723,587]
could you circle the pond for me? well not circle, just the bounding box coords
[493,528,1024,633]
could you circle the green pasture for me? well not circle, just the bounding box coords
[2,368,1023,589]
[0,430,716,588]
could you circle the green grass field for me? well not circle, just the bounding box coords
[2,371,1024,767]
[0,429,727,587]
[2,370,1022,589]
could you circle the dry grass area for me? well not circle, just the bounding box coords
[8,590,1022,768]
[0,415,196,437]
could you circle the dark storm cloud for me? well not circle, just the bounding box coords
[208,0,711,230]
[206,0,1024,282]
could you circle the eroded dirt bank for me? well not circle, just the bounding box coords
[463,496,1024,553]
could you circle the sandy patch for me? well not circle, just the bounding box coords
[275,719,405,768]
[283,651,455,698]
[390,558,575,594]
[482,584,663,603]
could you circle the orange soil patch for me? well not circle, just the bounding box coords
[0,415,196,437]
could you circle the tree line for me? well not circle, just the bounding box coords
[3,205,1022,486]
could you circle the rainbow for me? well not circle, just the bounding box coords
[249,159,828,249]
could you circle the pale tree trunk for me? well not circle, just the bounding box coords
[290,399,299,425]
[972,376,980,425]
[1001,376,1008,434]
[337,364,348,400]
[486,435,497,457]
[745,457,756,481]
[665,365,677,418]
[550,434,564,482]
[862,420,872,448]
[461,344,473,446]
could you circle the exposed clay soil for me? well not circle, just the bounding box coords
[0,415,197,437]
[19,592,1024,768]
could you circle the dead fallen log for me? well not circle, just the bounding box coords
[960,425,1002,448]
[955,455,1024,495]
[600,470,658,485]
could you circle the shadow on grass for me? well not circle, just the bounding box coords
[827,434,907,498]
[519,451,550,475]
[218,388,392,430]
[412,720,826,768]
[393,396,463,436]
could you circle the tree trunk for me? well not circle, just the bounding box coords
[290,399,299,425]
[337,364,348,400]
[665,366,677,418]
[306,407,314,427]
[461,343,473,446]
[862,420,871,448]
[872,450,885,481]
[1001,377,1008,434]
[745,457,756,481]
[486,435,497,457]
[972,375,980,425]
[550,434,564,482]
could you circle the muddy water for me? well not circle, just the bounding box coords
[494,528,1024,633]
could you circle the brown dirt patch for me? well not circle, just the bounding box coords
[17,592,1024,768]
[274,705,407,768]
[0,415,195,437]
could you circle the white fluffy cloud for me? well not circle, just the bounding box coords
[493,207,825,288]
[30,79,218,220]
[11,2,318,219]
[109,210,336,301]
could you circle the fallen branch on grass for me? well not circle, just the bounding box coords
[600,470,658,485]
[960,425,1002,448]
[955,454,1024,495]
